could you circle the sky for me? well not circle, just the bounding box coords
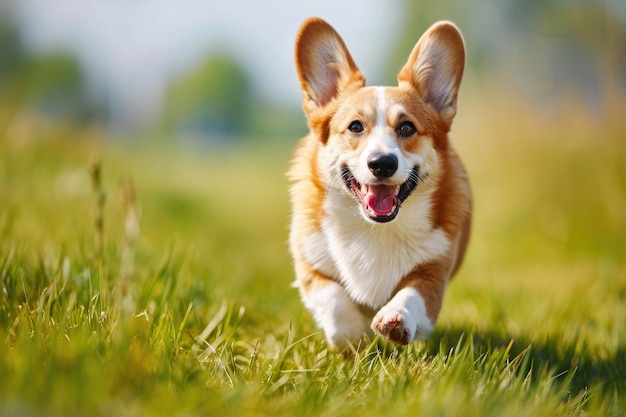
[10,0,404,127]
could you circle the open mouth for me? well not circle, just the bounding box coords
[341,165,421,223]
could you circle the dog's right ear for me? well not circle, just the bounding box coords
[295,18,365,116]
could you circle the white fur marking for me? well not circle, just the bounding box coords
[372,287,434,341]
[302,282,371,350]
[375,87,387,130]
[302,231,339,278]
[356,88,408,184]
[321,186,450,309]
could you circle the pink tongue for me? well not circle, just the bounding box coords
[364,185,397,216]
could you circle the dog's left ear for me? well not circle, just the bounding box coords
[398,21,465,129]
[295,18,365,116]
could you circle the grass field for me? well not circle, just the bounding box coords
[1,92,625,416]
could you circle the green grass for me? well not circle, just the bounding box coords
[1,94,625,416]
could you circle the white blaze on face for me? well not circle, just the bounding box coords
[359,88,396,168]
[357,87,410,185]
[375,87,388,133]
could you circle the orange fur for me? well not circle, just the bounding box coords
[289,17,471,350]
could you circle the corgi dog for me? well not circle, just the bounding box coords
[288,17,471,351]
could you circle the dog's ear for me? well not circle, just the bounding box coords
[398,21,465,129]
[295,18,365,115]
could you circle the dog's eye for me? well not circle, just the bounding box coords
[347,120,364,134]
[397,121,416,137]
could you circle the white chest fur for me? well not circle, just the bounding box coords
[302,189,451,310]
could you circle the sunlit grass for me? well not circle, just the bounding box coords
[0,92,624,416]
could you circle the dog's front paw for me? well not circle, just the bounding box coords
[371,305,415,345]
[325,320,371,352]
[302,281,372,352]
[371,288,434,344]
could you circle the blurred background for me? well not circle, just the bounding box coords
[0,2,624,411]
[1,0,624,139]
[0,0,624,293]
[0,0,624,385]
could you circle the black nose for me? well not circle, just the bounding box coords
[367,153,398,178]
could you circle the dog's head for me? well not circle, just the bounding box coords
[295,18,465,224]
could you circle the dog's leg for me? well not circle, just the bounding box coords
[371,261,448,344]
[297,270,371,351]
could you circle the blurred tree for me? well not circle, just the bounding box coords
[386,0,626,110]
[164,53,255,139]
[0,11,97,125]
[20,53,86,118]
[0,14,23,90]
[506,0,626,106]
